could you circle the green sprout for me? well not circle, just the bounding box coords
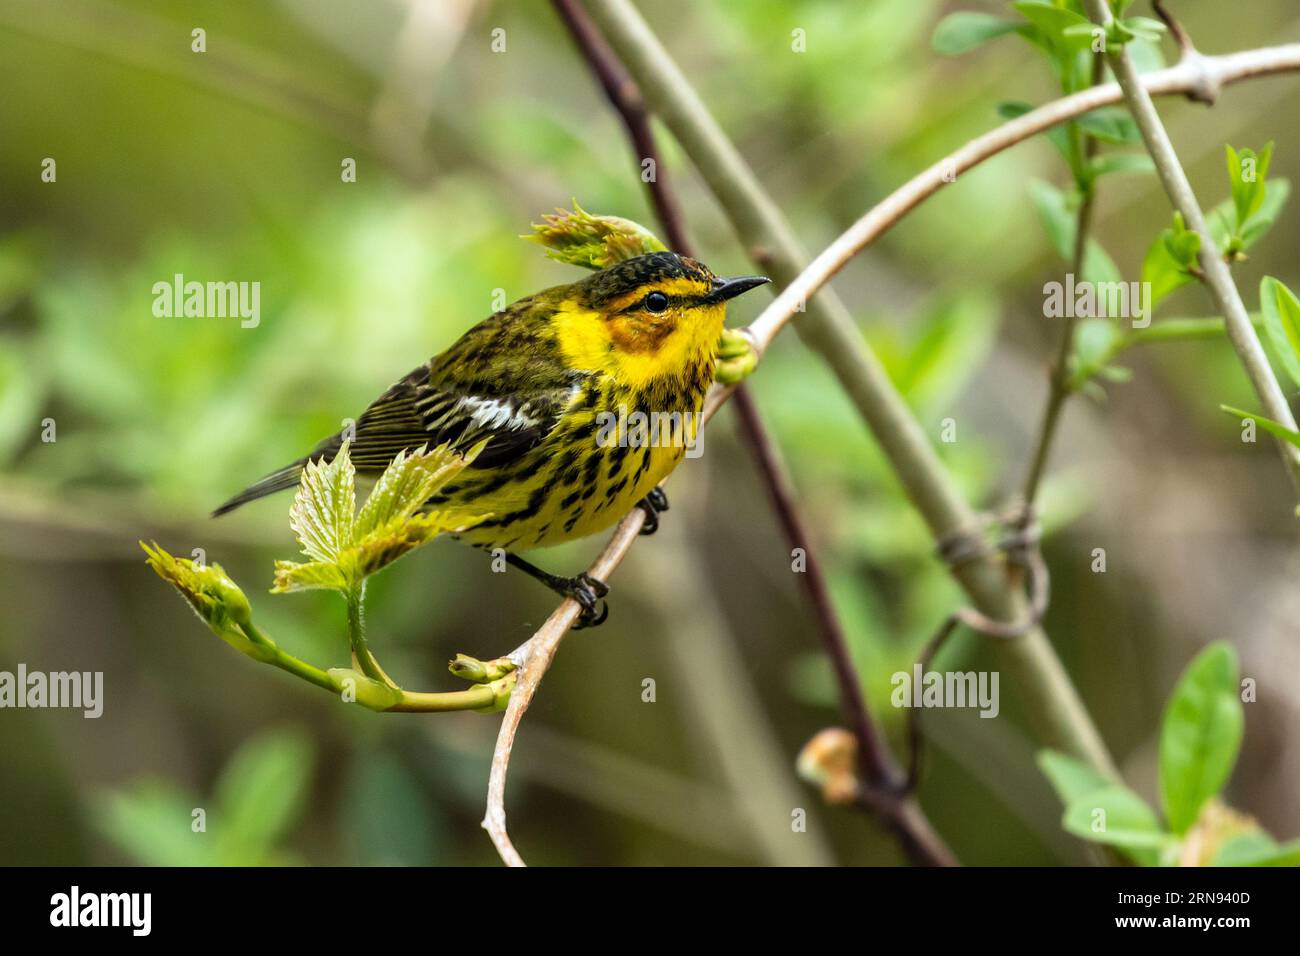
[142,441,515,713]
[525,200,667,270]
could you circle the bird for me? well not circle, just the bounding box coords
[213,251,769,627]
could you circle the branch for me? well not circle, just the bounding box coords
[589,0,1116,778]
[141,539,517,712]
[550,0,693,250]
[482,511,644,865]
[1081,0,1300,488]
[736,42,1300,360]
[1022,52,1106,505]
[483,12,1300,864]
[550,0,953,866]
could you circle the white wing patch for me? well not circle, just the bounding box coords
[462,396,539,432]
[415,383,583,440]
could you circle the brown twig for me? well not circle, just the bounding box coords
[1153,0,1195,60]
[482,509,646,866]
[1022,51,1106,504]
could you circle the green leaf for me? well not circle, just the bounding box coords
[1141,251,1194,312]
[355,442,479,537]
[1213,833,1300,867]
[895,295,1001,417]
[270,558,350,594]
[343,750,444,865]
[1259,276,1300,389]
[213,728,315,863]
[931,12,1020,55]
[1063,785,1168,849]
[1037,750,1114,806]
[95,781,212,866]
[288,441,356,564]
[1159,642,1244,835]
[352,509,486,579]
[1070,319,1123,388]
[1014,2,1094,51]
[1077,108,1141,145]
[1030,180,1074,259]
[1142,213,1201,311]
[1029,181,1122,285]
[527,202,666,269]
[1161,212,1203,269]
[1220,405,1300,449]
[1227,142,1274,231]
[274,441,484,594]
[1208,178,1290,259]
[1118,15,1167,43]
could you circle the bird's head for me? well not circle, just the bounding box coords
[557,251,769,389]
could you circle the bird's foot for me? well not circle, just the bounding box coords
[503,552,610,628]
[564,572,610,629]
[637,487,670,535]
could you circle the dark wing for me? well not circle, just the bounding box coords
[320,301,587,473]
[213,305,584,516]
[323,361,582,473]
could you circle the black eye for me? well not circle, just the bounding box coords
[643,291,669,314]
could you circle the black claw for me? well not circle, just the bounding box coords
[574,598,609,630]
[576,572,610,598]
[637,488,670,535]
[639,508,659,535]
[569,573,610,629]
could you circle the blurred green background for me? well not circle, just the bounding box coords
[2,0,1299,866]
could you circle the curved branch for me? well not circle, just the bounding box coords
[742,42,1300,356]
[482,511,644,865]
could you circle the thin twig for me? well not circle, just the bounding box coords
[1023,52,1106,504]
[483,19,1300,863]
[1082,0,1300,488]
[551,0,952,865]
[482,508,644,865]
[550,0,693,249]
[1153,0,1195,61]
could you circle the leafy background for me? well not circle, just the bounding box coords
[1,0,1299,865]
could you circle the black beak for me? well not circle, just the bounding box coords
[707,275,770,304]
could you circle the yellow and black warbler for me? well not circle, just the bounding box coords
[214,251,768,626]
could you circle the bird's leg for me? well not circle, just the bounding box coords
[503,552,610,629]
[637,487,670,535]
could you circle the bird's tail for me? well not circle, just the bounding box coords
[212,459,307,517]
